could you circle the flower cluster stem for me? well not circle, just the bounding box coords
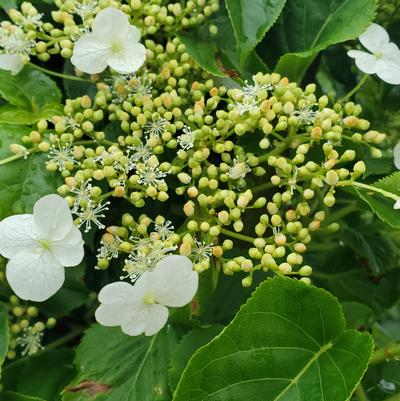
[371,342,400,364]
[355,384,369,401]
[220,228,255,244]
[340,74,369,102]
[0,153,26,166]
[28,62,94,83]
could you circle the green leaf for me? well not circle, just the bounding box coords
[2,348,75,401]
[0,66,62,124]
[225,0,286,61]
[0,0,17,11]
[169,325,223,392]
[341,228,397,274]
[0,124,61,220]
[179,32,224,77]
[355,172,400,230]
[63,324,180,401]
[313,246,400,313]
[0,302,9,379]
[173,277,373,401]
[0,393,45,401]
[269,0,377,81]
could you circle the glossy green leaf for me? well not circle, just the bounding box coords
[169,325,223,392]
[226,0,286,62]
[269,0,377,81]
[62,324,180,401]
[0,302,9,379]
[173,277,373,401]
[355,172,400,230]
[179,32,224,77]
[313,246,400,313]
[0,66,62,124]
[0,124,61,220]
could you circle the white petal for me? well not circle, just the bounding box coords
[0,214,38,259]
[394,199,400,210]
[71,34,109,74]
[359,23,390,53]
[95,303,134,327]
[0,54,25,75]
[121,303,169,336]
[151,255,198,307]
[98,281,137,304]
[381,42,400,65]
[33,194,74,241]
[6,248,64,302]
[394,143,400,170]
[51,226,84,267]
[92,7,131,40]
[107,43,146,74]
[376,59,400,85]
[347,50,378,74]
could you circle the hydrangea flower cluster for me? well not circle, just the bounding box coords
[0,0,394,338]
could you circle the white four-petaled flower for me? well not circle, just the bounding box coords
[0,194,84,301]
[348,23,400,85]
[95,255,198,336]
[71,7,146,74]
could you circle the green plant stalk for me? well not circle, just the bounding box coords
[340,74,369,102]
[0,153,26,166]
[29,62,94,83]
[384,394,400,401]
[355,384,370,401]
[220,228,255,243]
[371,342,400,364]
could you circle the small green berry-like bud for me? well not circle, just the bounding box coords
[323,192,336,207]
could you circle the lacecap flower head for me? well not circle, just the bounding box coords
[348,23,400,85]
[95,255,198,336]
[71,7,146,74]
[0,194,84,301]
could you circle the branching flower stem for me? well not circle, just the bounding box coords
[29,62,94,83]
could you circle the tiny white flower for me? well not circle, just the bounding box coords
[242,77,272,99]
[144,117,167,138]
[74,201,110,233]
[97,235,122,260]
[137,165,166,187]
[348,23,400,85]
[70,178,92,213]
[233,97,259,115]
[16,326,44,356]
[178,126,196,150]
[228,158,250,180]
[0,194,84,302]
[71,7,146,74]
[292,104,316,125]
[191,240,213,263]
[46,142,76,172]
[95,255,198,336]
[153,220,174,241]
[127,142,152,164]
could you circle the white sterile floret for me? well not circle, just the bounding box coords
[0,53,24,75]
[348,23,400,85]
[71,7,146,74]
[95,255,198,336]
[0,194,84,302]
[393,142,400,170]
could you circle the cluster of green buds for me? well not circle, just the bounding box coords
[5,0,219,66]
[21,62,385,287]
[7,295,56,359]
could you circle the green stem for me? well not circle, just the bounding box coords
[340,74,369,102]
[29,62,94,83]
[220,228,255,244]
[4,326,85,372]
[325,202,357,224]
[371,342,400,364]
[0,153,26,166]
[355,384,369,401]
[252,182,275,194]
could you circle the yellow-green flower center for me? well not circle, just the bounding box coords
[143,293,155,305]
[38,239,52,251]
